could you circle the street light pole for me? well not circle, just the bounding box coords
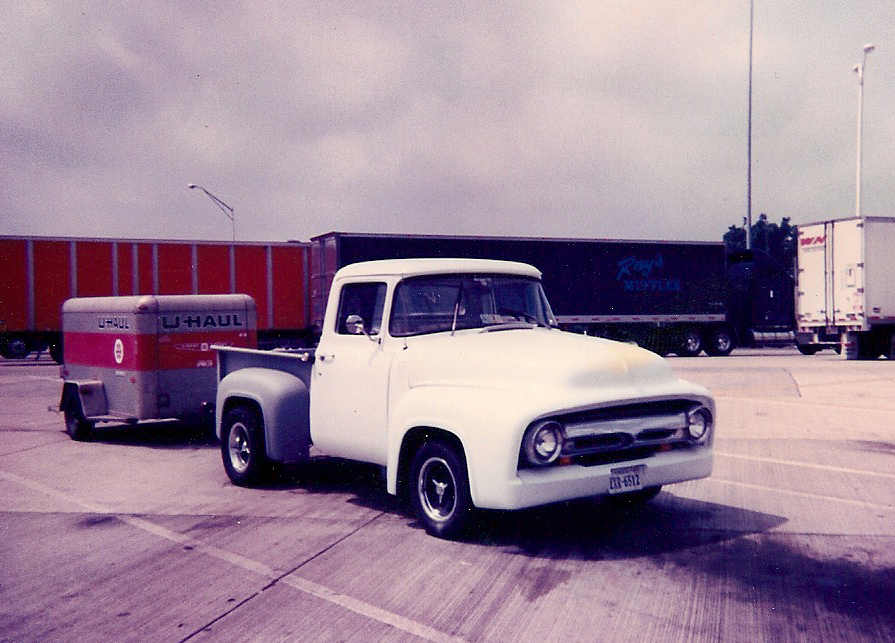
[746,0,754,250]
[188,183,235,242]
[854,43,875,219]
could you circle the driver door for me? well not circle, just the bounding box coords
[310,281,392,464]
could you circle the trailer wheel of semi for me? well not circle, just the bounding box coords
[676,329,703,357]
[0,337,30,360]
[703,327,734,357]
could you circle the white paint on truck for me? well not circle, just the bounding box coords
[215,258,715,538]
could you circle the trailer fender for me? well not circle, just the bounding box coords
[216,367,310,464]
[60,381,109,418]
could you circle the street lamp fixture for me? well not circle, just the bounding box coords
[854,43,875,218]
[188,183,235,242]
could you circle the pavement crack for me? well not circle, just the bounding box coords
[261,510,386,591]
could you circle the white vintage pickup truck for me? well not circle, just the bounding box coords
[215,258,714,538]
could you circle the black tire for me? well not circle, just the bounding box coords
[221,406,270,486]
[606,485,662,507]
[49,341,63,364]
[676,329,703,357]
[796,344,820,356]
[64,397,94,441]
[409,441,473,539]
[1,337,30,360]
[703,327,734,357]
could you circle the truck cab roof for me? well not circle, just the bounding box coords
[334,258,542,280]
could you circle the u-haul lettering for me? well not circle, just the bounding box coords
[98,316,130,329]
[161,314,245,330]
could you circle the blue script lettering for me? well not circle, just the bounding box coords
[616,254,664,280]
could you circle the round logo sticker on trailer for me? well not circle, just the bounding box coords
[114,339,124,364]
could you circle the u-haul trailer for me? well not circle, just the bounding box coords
[59,294,257,440]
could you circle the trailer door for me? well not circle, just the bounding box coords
[830,219,864,327]
[796,222,832,329]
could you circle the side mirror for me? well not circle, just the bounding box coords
[345,314,366,335]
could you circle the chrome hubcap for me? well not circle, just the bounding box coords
[228,423,251,473]
[418,457,456,523]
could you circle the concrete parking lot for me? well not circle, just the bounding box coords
[1,348,893,643]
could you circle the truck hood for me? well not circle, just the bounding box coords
[403,328,682,395]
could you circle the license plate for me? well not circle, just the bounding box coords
[609,465,645,494]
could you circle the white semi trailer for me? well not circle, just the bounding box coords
[796,216,895,359]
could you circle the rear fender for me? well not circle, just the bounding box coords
[216,367,310,464]
[60,381,108,418]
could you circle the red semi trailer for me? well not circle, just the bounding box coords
[0,236,311,362]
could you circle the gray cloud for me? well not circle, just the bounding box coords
[1,1,893,244]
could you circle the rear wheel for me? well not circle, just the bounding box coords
[409,441,473,539]
[221,406,270,486]
[703,327,734,356]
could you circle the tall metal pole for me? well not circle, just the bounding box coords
[188,183,235,242]
[854,44,875,219]
[746,0,754,249]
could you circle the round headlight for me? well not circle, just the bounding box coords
[523,421,564,465]
[687,407,712,442]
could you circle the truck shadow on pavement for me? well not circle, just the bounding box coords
[75,421,218,449]
[297,459,894,637]
[268,455,788,560]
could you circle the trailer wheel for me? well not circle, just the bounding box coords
[703,327,734,357]
[0,337,30,360]
[221,406,270,486]
[676,329,703,357]
[796,344,820,356]
[64,397,94,441]
[409,441,473,539]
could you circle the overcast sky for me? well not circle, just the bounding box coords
[2,2,893,244]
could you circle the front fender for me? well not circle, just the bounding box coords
[216,367,310,464]
[388,385,535,508]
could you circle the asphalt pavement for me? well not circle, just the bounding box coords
[1,348,893,643]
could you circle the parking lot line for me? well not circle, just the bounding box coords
[0,468,469,643]
[715,451,895,481]
[709,477,895,512]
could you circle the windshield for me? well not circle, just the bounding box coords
[389,274,558,337]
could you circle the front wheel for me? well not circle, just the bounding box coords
[221,406,270,486]
[64,402,94,441]
[676,329,703,357]
[409,441,473,539]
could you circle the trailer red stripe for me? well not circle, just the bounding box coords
[64,330,256,371]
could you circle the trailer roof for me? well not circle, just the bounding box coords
[62,294,256,314]
[312,230,724,247]
[334,258,542,279]
[0,235,308,247]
